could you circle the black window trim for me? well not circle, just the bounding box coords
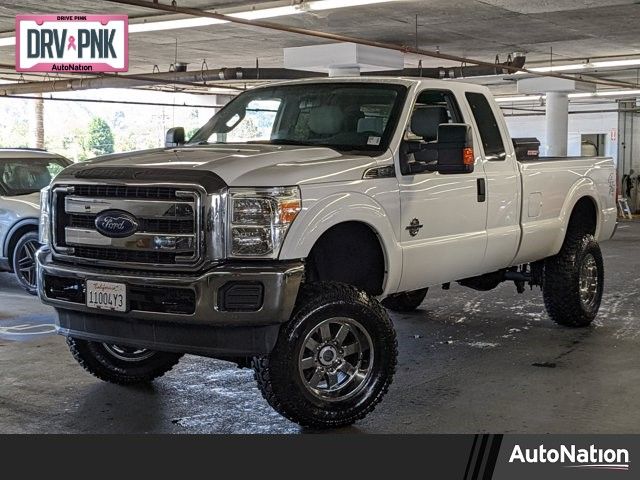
[399,88,465,176]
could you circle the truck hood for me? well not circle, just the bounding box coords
[61,144,382,187]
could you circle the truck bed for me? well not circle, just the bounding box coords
[512,156,617,266]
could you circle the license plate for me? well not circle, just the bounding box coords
[86,280,127,312]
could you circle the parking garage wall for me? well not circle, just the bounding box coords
[504,102,618,161]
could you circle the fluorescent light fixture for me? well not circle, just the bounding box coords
[130,17,225,33]
[308,0,396,10]
[593,59,640,68]
[495,90,640,102]
[494,95,543,103]
[129,4,306,32]
[528,58,640,73]
[528,64,584,73]
[570,89,640,98]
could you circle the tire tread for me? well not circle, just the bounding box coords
[67,337,182,385]
[253,282,397,428]
[543,223,604,327]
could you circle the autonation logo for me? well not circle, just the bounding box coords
[509,444,630,471]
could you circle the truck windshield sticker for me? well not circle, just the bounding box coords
[367,136,381,146]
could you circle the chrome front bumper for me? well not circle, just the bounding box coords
[37,248,304,327]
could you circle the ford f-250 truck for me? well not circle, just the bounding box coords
[37,78,617,428]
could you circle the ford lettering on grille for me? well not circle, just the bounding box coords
[95,210,139,238]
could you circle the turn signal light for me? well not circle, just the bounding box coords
[463,147,474,165]
[278,198,301,223]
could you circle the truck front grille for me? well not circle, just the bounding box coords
[72,185,180,200]
[68,214,195,234]
[72,246,178,264]
[51,183,203,270]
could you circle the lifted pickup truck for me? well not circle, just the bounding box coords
[37,78,617,428]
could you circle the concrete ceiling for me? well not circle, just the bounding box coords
[0,0,639,92]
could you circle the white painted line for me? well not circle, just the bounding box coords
[0,323,57,335]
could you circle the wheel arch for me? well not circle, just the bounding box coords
[279,192,402,296]
[4,218,39,271]
[551,180,601,254]
[305,221,387,296]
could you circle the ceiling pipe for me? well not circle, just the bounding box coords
[370,55,527,79]
[0,93,225,108]
[0,67,322,95]
[103,0,637,90]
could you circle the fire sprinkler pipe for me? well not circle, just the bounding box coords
[0,67,322,95]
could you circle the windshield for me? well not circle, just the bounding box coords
[189,83,408,154]
[0,156,70,196]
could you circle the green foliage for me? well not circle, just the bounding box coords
[115,132,139,153]
[186,127,200,141]
[86,117,114,157]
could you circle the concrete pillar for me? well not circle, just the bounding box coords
[519,77,594,157]
[545,91,569,156]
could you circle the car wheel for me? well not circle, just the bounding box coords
[543,231,604,327]
[12,231,39,295]
[66,337,183,385]
[253,281,397,429]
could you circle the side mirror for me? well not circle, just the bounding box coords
[407,123,475,175]
[165,127,185,148]
[435,123,474,174]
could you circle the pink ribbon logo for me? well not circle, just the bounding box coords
[67,35,77,50]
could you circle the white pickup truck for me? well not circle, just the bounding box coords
[37,78,617,428]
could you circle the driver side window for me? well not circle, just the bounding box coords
[400,90,462,174]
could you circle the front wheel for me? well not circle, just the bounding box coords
[12,231,39,295]
[543,233,604,327]
[253,282,397,429]
[67,337,183,385]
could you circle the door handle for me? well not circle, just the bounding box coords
[477,178,486,202]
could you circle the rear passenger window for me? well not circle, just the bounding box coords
[465,92,506,160]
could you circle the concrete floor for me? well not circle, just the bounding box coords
[1,222,639,434]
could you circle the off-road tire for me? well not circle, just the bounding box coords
[382,288,428,312]
[543,231,604,327]
[253,281,397,429]
[67,337,183,385]
[12,231,39,295]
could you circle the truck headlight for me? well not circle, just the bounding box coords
[228,187,301,258]
[39,186,51,245]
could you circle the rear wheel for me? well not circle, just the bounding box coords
[67,337,183,385]
[12,231,39,295]
[382,288,428,312]
[543,231,604,327]
[253,282,397,428]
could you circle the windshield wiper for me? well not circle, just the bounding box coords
[249,139,315,147]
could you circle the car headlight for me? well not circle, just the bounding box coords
[39,186,51,245]
[228,187,301,258]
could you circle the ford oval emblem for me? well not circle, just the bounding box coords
[95,210,139,238]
